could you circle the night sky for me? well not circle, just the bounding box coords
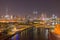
[0,0,60,17]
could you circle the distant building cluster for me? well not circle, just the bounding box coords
[0,13,60,26]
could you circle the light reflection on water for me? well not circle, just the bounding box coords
[11,33,20,40]
[10,27,48,40]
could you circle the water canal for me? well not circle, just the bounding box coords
[10,27,49,40]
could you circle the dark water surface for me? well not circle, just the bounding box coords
[10,27,48,40]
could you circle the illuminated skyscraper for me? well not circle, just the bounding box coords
[40,13,47,20]
[33,11,38,20]
[51,14,58,27]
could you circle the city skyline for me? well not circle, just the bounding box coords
[0,0,60,17]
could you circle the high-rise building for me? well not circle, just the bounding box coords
[40,13,47,20]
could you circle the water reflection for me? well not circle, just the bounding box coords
[10,27,49,40]
[11,33,20,40]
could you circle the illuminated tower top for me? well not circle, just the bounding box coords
[40,13,47,20]
[52,14,57,19]
[33,10,38,19]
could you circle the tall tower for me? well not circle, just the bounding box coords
[5,8,10,18]
[33,11,38,19]
[52,14,57,19]
[51,14,58,27]
[40,13,47,20]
